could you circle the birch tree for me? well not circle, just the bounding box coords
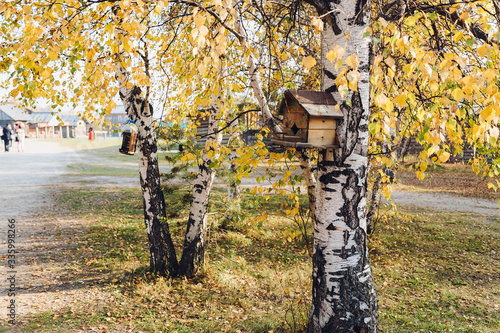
[301,0,379,330]
[0,0,237,277]
[301,0,500,330]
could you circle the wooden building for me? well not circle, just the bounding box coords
[0,104,31,128]
[28,112,86,138]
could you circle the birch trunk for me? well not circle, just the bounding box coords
[179,80,223,277]
[296,149,317,219]
[228,149,240,200]
[308,0,378,331]
[117,81,179,277]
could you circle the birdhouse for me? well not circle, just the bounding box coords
[272,90,343,148]
[119,121,138,155]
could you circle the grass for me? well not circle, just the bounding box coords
[41,138,123,151]
[8,148,500,332]
[67,163,140,178]
[396,161,499,200]
[370,207,499,332]
[15,186,311,332]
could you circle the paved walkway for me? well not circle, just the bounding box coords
[0,140,79,217]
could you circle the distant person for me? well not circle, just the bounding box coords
[2,124,13,152]
[16,124,26,152]
[89,126,95,141]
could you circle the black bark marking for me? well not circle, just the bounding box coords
[359,63,370,73]
[319,169,346,184]
[341,246,347,259]
[327,223,337,231]
[324,69,337,81]
[338,91,365,162]
[343,229,349,245]
[353,0,369,25]
[325,85,338,94]
[311,245,328,321]
[324,70,338,93]
[340,169,361,229]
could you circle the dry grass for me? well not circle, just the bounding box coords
[395,163,499,200]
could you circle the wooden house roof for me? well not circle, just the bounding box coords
[0,104,31,122]
[277,90,342,118]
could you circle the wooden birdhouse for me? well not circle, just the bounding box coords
[272,90,343,148]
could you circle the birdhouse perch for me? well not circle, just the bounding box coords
[271,90,343,149]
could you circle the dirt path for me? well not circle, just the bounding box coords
[0,140,110,327]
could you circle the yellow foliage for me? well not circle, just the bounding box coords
[302,56,316,71]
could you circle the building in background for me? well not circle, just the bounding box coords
[0,104,31,128]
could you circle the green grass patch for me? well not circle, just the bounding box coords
[67,163,139,178]
[41,138,122,151]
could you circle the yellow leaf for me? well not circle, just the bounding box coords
[385,56,395,69]
[347,70,360,90]
[480,106,494,122]
[326,45,345,63]
[477,44,490,57]
[199,25,209,37]
[311,16,323,33]
[48,50,58,61]
[453,31,464,43]
[452,88,464,101]
[384,99,394,112]
[438,151,450,163]
[441,96,451,106]
[420,162,427,172]
[394,94,407,107]
[345,54,360,69]
[302,56,316,70]
[376,93,387,107]
[424,63,433,77]
[193,14,205,28]
[482,69,496,83]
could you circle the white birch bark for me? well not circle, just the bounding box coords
[179,64,224,277]
[309,0,378,331]
[115,48,178,276]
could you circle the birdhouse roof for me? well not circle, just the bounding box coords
[277,90,342,118]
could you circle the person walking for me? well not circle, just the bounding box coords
[2,124,13,152]
[16,123,26,152]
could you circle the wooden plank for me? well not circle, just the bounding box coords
[308,118,337,130]
[307,129,336,146]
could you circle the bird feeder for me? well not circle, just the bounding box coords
[271,90,343,148]
[119,121,138,155]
